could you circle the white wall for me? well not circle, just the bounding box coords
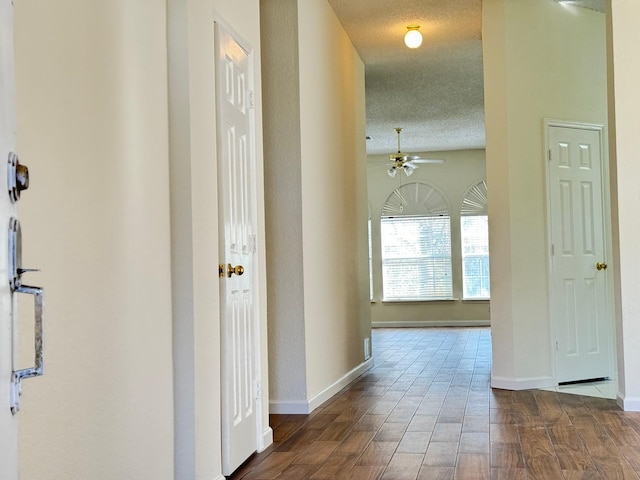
[483,0,608,388]
[607,0,640,411]
[14,1,174,478]
[367,149,489,326]
[261,0,371,413]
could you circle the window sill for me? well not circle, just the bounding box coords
[462,298,490,302]
[382,298,459,304]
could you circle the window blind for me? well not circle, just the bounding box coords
[460,215,490,299]
[381,216,452,301]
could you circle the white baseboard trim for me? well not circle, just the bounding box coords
[259,426,274,451]
[372,320,490,328]
[214,475,226,480]
[617,394,640,412]
[307,357,374,412]
[269,358,374,414]
[491,376,555,391]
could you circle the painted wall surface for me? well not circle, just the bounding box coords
[367,149,489,326]
[483,0,607,387]
[260,0,308,407]
[607,0,640,411]
[297,0,370,401]
[261,0,371,410]
[14,1,174,479]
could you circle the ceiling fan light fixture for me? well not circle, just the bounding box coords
[387,167,397,178]
[404,25,422,49]
[403,164,415,176]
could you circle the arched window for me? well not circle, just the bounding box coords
[380,182,452,301]
[460,180,490,299]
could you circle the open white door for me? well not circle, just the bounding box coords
[215,22,260,476]
[1,0,19,476]
[547,122,613,384]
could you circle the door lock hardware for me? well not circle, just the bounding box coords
[10,284,43,414]
[596,261,608,271]
[7,152,29,203]
[219,263,245,278]
[8,218,44,414]
[8,218,40,291]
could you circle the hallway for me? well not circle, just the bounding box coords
[230,328,640,479]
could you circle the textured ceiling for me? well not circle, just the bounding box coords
[327,0,606,156]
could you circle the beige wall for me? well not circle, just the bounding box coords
[262,0,371,412]
[367,149,490,326]
[608,0,640,410]
[15,1,174,478]
[483,0,608,388]
[297,0,370,402]
[260,0,308,407]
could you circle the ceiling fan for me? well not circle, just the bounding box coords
[386,127,444,178]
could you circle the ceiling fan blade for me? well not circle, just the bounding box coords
[409,158,445,164]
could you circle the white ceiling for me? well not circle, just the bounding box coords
[327,0,606,156]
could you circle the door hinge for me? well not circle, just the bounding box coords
[548,149,552,161]
[248,90,255,109]
[255,380,261,400]
[555,340,559,351]
[551,243,555,256]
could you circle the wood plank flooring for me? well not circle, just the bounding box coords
[229,327,640,479]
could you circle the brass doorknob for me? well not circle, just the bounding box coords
[227,264,245,277]
[219,264,245,278]
[596,262,608,271]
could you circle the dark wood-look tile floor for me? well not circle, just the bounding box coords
[229,328,640,480]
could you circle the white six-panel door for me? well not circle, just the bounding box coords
[215,22,259,476]
[548,123,612,384]
[1,0,19,477]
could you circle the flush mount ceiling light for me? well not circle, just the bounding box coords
[404,25,422,49]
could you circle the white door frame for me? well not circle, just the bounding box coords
[214,17,265,474]
[1,0,19,476]
[544,118,616,385]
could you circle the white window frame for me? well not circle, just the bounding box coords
[380,182,453,302]
[460,180,490,300]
